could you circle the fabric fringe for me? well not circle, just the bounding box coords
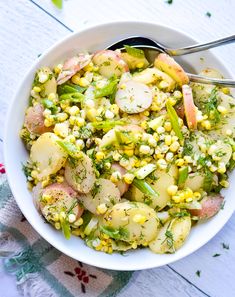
[0,231,20,257]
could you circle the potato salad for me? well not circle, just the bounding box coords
[20,45,235,254]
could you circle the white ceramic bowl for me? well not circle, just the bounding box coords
[4,21,235,271]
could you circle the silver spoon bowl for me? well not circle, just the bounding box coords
[107,35,235,87]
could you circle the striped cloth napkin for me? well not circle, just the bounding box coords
[0,164,133,297]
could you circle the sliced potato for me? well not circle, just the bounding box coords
[111,163,129,196]
[185,173,205,192]
[115,80,152,114]
[38,67,57,97]
[30,132,67,179]
[38,182,83,221]
[132,67,175,91]
[102,201,159,244]
[190,194,224,219]
[154,53,189,86]
[149,216,191,253]
[92,50,129,78]
[121,52,149,70]
[128,166,178,210]
[209,140,232,165]
[64,152,96,193]
[79,178,121,214]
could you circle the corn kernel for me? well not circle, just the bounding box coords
[170,141,180,152]
[194,192,201,199]
[139,145,151,155]
[31,170,38,179]
[44,118,53,127]
[184,156,193,163]
[175,158,184,166]
[164,121,172,131]
[105,110,114,119]
[69,106,80,116]
[217,105,227,115]
[167,185,178,196]
[185,197,193,203]
[57,113,68,122]
[123,173,135,184]
[74,218,83,226]
[136,62,144,69]
[140,121,147,129]
[172,195,182,203]
[131,242,138,249]
[209,165,217,172]
[33,86,41,93]
[68,213,76,223]
[173,90,182,99]
[113,152,121,161]
[124,149,134,157]
[217,162,226,174]
[202,120,211,130]
[54,122,69,138]
[54,64,63,74]
[96,151,105,161]
[110,171,122,183]
[83,62,94,72]
[159,80,169,89]
[157,159,167,170]
[165,135,172,146]
[71,74,81,85]
[226,129,233,136]
[110,104,119,114]
[133,214,146,224]
[157,126,165,134]
[96,203,108,215]
[56,176,64,183]
[55,222,61,230]
[221,87,230,95]
[219,180,229,187]
[108,247,113,254]
[168,97,177,106]
[166,152,174,162]
[78,77,89,87]
[48,93,56,101]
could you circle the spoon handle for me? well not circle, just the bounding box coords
[187,73,235,87]
[166,35,235,56]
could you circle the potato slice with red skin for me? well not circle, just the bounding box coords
[189,194,224,220]
[92,50,129,78]
[154,53,189,86]
[115,80,152,114]
[182,84,197,130]
[64,153,96,194]
[35,182,84,220]
[57,54,92,85]
[111,163,129,196]
[24,103,53,134]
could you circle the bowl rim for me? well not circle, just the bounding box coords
[4,20,235,271]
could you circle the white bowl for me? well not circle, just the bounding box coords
[4,21,235,271]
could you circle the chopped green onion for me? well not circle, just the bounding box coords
[59,92,85,102]
[42,99,57,113]
[178,166,188,187]
[124,45,145,59]
[84,217,98,236]
[133,179,159,197]
[61,219,71,239]
[51,0,63,9]
[203,169,213,192]
[94,78,118,99]
[135,164,157,179]
[100,226,129,240]
[57,83,86,95]
[166,101,183,141]
[91,120,125,130]
[57,141,81,159]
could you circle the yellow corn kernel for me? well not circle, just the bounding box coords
[54,64,63,74]
[42,178,50,188]
[33,86,41,93]
[102,233,109,240]
[194,192,201,199]
[140,121,147,129]
[202,120,211,130]
[217,162,226,174]
[175,158,184,166]
[55,222,61,230]
[31,170,38,179]
[185,197,193,203]
[131,242,138,249]
[217,105,227,115]
[96,151,105,161]
[72,229,81,236]
[172,195,182,203]
[83,62,94,72]
[110,171,122,183]
[209,165,217,172]
[95,245,102,251]
[168,97,177,106]
[57,113,68,122]
[71,74,81,85]
[173,90,182,99]
[184,188,193,198]
[110,104,119,114]
[113,152,121,161]
[108,247,113,254]
[124,149,134,157]
[159,80,169,89]
[78,77,89,87]
[133,214,146,224]
[42,193,51,203]
[44,118,53,127]
[156,153,164,159]
[219,180,229,188]
[157,159,167,170]
[123,173,135,184]
[54,122,69,138]
[164,121,172,132]
[150,102,160,111]
[74,218,83,226]
[167,185,178,196]
[184,156,193,163]
[48,93,56,101]
[136,62,144,69]
[221,87,230,95]
[165,135,172,146]
[96,203,108,215]
[69,106,80,116]
[143,110,150,117]
[169,141,180,152]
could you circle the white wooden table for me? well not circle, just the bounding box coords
[0,0,235,296]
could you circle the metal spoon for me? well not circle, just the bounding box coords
[107,35,235,87]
